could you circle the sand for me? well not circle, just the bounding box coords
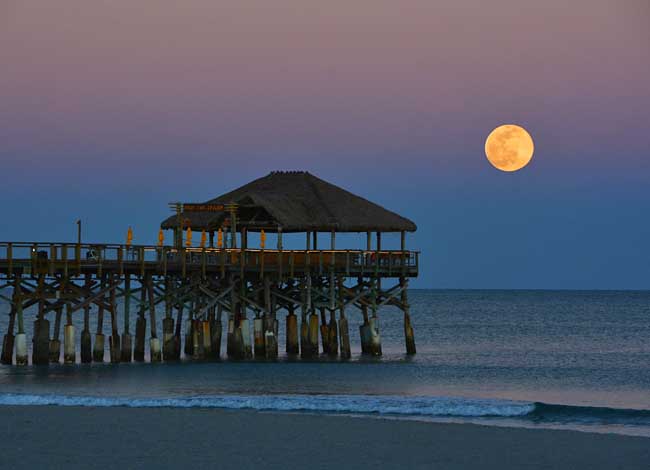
[0,406,648,469]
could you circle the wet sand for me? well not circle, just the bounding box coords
[0,406,648,469]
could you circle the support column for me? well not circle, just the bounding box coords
[174,301,183,360]
[162,279,175,361]
[202,307,213,359]
[319,307,328,354]
[49,306,62,363]
[359,304,371,355]
[338,294,351,360]
[401,278,416,355]
[80,274,92,364]
[148,276,161,362]
[1,280,18,365]
[210,305,222,359]
[14,280,27,366]
[33,275,50,365]
[263,277,277,359]
[64,298,76,364]
[109,281,121,363]
[327,309,338,357]
[134,278,146,362]
[286,304,298,355]
[93,286,105,363]
[121,275,133,362]
[253,313,265,358]
[184,297,194,357]
[368,278,382,356]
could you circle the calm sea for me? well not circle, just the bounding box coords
[1,290,649,436]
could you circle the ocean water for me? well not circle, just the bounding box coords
[0,289,649,436]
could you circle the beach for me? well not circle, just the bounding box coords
[0,406,648,469]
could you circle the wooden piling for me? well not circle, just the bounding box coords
[308,312,319,357]
[147,276,161,362]
[80,275,92,363]
[32,274,50,365]
[174,302,183,360]
[319,307,329,354]
[286,305,299,355]
[93,284,105,363]
[64,288,75,364]
[49,306,62,363]
[401,278,416,355]
[359,304,371,355]
[134,278,146,362]
[327,310,339,357]
[121,275,132,362]
[210,306,222,359]
[1,283,18,365]
[254,315,265,358]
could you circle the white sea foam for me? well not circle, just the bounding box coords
[0,393,535,417]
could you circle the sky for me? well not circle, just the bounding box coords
[1,0,649,289]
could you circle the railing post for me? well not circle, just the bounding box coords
[7,243,12,276]
[118,246,124,277]
[62,244,68,278]
[76,244,81,276]
[139,247,145,278]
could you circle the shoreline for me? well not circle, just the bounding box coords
[1,405,648,469]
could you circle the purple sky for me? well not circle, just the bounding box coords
[1,1,649,288]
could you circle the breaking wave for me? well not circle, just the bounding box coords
[1,393,649,427]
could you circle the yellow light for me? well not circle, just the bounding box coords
[200,230,207,248]
[126,227,133,246]
[158,229,164,247]
[186,227,192,248]
[217,228,223,248]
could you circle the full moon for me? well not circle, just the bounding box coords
[485,124,534,172]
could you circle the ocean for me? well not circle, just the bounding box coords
[1,289,649,436]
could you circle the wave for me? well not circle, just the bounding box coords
[0,393,648,427]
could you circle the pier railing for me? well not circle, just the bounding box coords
[0,242,419,278]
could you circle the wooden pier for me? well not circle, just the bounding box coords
[0,171,419,365]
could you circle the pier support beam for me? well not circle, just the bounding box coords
[368,316,382,357]
[64,301,76,364]
[1,284,18,365]
[33,284,50,365]
[80,275,92,363]
[327,310,339,357]
[210,306,222,359]
[134,280,146,362]
[319,308,328,354]
[359,305,371,355]
[14,281,27,366]
[307,313,319,357]
[286,306,298,355]
[401,278,416,355]
[93,285,105,363]
[109,283,121,363]
[121,275,132,363]
[49,306,62,363]
[148,276,161,362]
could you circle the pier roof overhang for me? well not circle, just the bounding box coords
[161,171,417,233]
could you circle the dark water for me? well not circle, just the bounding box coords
[1,290,649,436]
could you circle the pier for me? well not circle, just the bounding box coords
[0,171,418,365]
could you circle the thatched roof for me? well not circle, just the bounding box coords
[161,171,416,233]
